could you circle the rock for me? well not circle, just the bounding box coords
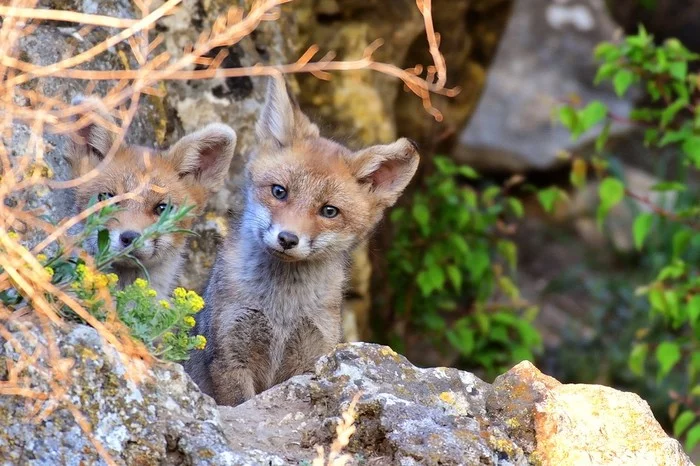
[456,0,631,172]
[2,326,690,465]
[487,360,561,455]
[0,320,244,465]
[534,384,691,465]
[220,344,691,465]
[220,342,529,465]
[487,361,692,466]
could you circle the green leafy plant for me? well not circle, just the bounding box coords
[558,27,700,451]
[2,196,206,362]
[386,156,542,376]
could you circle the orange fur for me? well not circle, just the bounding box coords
[66,96,236,296]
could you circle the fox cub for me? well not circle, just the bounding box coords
[66,96,237,297]
[184,76,419,406]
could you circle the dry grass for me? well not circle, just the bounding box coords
[0,0,453,463]
[312,393,361,466]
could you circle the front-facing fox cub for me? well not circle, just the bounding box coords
[66,96,237,297]
[185,76,419,406]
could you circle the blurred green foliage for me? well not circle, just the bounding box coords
[559,27,700,451]
[386,156,542,377]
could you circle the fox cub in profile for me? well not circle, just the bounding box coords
[66,96,237,297]
[184,76,419,406]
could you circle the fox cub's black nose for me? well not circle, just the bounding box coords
[278,231,299,250]
[120,230,140,247]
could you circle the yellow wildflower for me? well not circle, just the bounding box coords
[37,254,47,263]
[183,316,196,328]
[80,266,95,287]
[173,287,187,300]
[159,300,171,309]
[188,292,205,312]
[194,335,207,350]
[94,274,109,288]
[147,289,157,298]
[70,282,81,290]
[7,231,19,240]
[107,273,119,285]
[134,278,148,289]
[44,267,54,277]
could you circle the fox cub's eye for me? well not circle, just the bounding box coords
[154,203,169,215]
[320,205,339,218]
[271,184,288,200]
[97,192,114,202]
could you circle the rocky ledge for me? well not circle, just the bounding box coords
[0,322,691,465]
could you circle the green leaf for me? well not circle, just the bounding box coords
[594,43,621,61]
[467,249,490,281]
[656,341,681,380]
[447,265,462,291]
[450,234,470,256]
[497,240,517,271]
[685,424,700,452]
[416,270,433,297]
[629,344,648,376]
[412,204,431,237]
[457,165,480,179]
[427,265,445,291]
[669,61,688,80]
[660,98,687,127]
[537,187,562,213]
[613,69,635,97]
[595,121,611,153]
[651,181,687,192]
[658,129,690,147]
[389,207,405,223]
[433,156,456,175]
[688,296,700,328]
[632,213,653,250]
[579,101,607,131]
[97,229,110,256]
[674,411,696,438]
[597,177,625,227]
[682,136,700,168]
[558,106,578,132]
[508,198,524,218]
[447,320,475,356]
[672,230,693,258]
[498,276,520,299]
[594,62,618,84]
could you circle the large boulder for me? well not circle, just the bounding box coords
[456,0,630,172]
[1,321,690,465]
[0,320,246,465]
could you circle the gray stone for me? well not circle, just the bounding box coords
[1,324,690,465]
[457,0,631,172]
[0,321,238,465]
[221,343,529,465]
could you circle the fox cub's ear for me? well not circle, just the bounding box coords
[349,138,420,208]
[256,74,319,147]
[66,95,117,171]
[169,123,237,191]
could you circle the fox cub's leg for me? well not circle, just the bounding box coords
[211,365,257,406]
[210,308,273,406]
[275,317,333,384]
